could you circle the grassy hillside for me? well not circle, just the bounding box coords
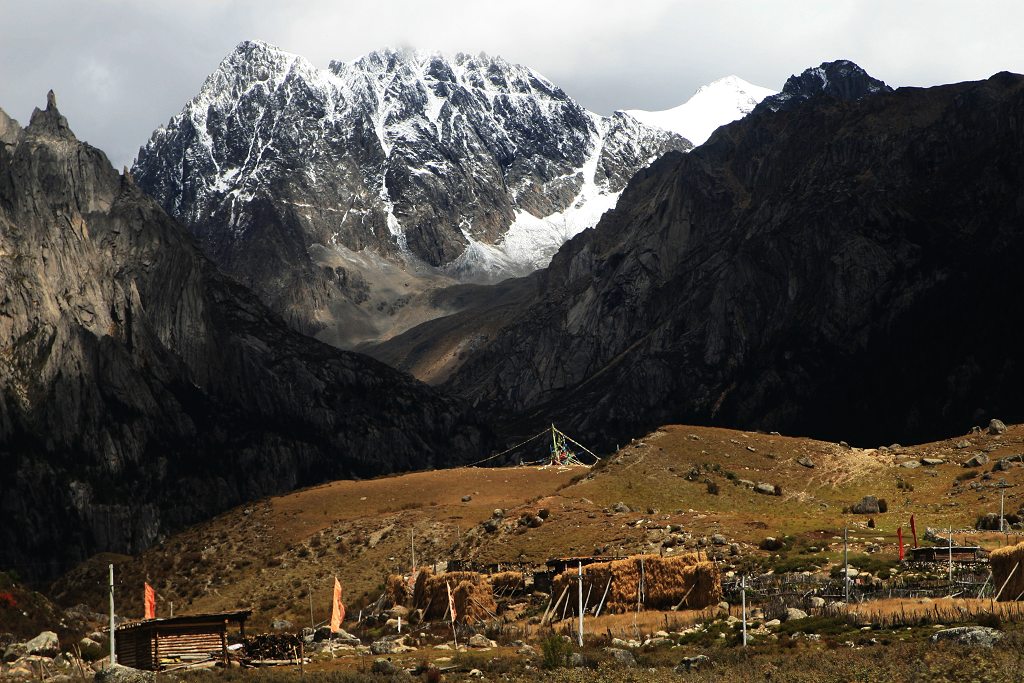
[52,423,1024,628]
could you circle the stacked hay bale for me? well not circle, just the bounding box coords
[411,567,497,623]
[384,574,412,608]
[551,554,721,614]
[991,541,1024,601]
[491,571,526,596]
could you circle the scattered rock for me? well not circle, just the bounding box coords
[371,659,400,675]
[808,597,826,608]
[492,509,504,518]
[993,459,1013,472]
[900,461,921,469]
[613,502,631,513]
[675,654,710,672]
[754,483,776,496]
[482,519,499,533]
[711,534,727,546]
[839,441,851,449]
[370,636,413,655]
[964,453,989,468]
[988,419,1007,435]
[797,456,815,468]
[784,608,808,621]
[468,669,484,678]
[537,508,550,519]
[468,634,496,648]
[954,440,971,449]
[602,647,636,667]
[921,458,945,466]
[764,619,781,628]
[760,537,784,551]
[461,495,472,502]
[270,619,293,631]
[931,626,1003,647]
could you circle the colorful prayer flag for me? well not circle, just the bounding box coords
[144,582,156,620]
[330,577,345,632]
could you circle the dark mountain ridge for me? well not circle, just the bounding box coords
[441,68,1024,449]
[0,94,485,579]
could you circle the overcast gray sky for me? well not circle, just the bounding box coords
[2,0,1022,168]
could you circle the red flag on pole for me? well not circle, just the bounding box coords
[910,514,918,548]
[144,583,156,620]
[330,577,345,632]
[897,527,905,561]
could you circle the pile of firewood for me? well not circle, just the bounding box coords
[243,634,302,660]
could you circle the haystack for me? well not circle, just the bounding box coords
[491,571,526,596]
[991,541,1024,601]
[385,574,411,607]
[411,567,496,623]
[551,553,721,615]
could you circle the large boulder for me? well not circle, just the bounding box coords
[754,483,776,496]
[850,496,886,514]
[931,626,1003,647]
[988,419,1007,435]
[783,608,808,622]
[25,632,59,657]
[94,664,155,683]
[602,647,636,667]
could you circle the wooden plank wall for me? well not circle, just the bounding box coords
[117,624,226,670]
[155,627,225,668]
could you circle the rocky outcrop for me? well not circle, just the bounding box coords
[0,96,485,578]
[132,41,691,340]
[443,68,1024,449]
[753,60,891,114]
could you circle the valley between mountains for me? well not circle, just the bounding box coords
[4,37,1024,681]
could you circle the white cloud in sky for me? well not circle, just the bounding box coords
[1,0,1021,167]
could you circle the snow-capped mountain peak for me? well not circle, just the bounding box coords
[625,75,777,146]
[132,42,702,344]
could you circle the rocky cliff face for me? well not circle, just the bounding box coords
[132,41,691,340]
[0,95,485,579]
[443,69,1024,449]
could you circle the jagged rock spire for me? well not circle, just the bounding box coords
[28,89,74,138]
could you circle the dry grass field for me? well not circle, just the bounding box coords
[52,422,1024,633]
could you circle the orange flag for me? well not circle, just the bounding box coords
[897,527,905,561]
[144,583,156,619]
[330,577,345,632]
[446,581,457,624]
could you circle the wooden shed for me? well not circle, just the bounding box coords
[908,546,987,563]
[114,610,251,671]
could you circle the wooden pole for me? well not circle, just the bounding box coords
[595,577,612,618]
[948,527,953,594]
[308,586,314,629]
[577,562,584,647]
[844,527,849,605]
[545,585,568,625]
[109,564,116,667]
[993,561,1020,603]
[741,575,747,648]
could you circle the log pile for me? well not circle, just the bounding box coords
[243,634,302,660]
